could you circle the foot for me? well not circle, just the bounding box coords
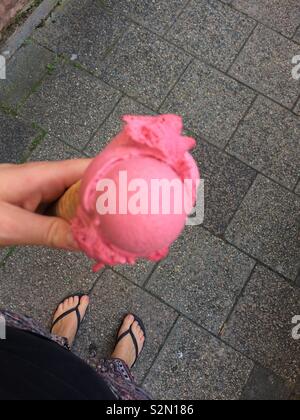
[111,314,145,369]
[51,295,89,347]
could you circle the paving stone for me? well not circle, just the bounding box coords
[30,134,82,161]
[232,0,300,38]
[99,25,191,109]
[73,270,178,383]
[225,175,300,281]
[0,248,10,262]
[143,317,253,400]
[20,63,121,150]
[106,0,189,35]
[161,59,255,148]
[240,366,292,400]
[227,96,300,190]
[147,227,255,334]
[294,98,300,116]
[85,96,154,157]
[229,25,300,109]
[167,0,255,71]
[113,260,156,286]
[222,265,300,383]
[193,138,257,235]
[0,110,39,163]
[0,43,54,108]
[290,378,300,400]
[0,247,99,327]
[33,0,128,72]
[294,27,300,43]
[296,271,300,287]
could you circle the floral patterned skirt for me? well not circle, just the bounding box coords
[0,310,151,400]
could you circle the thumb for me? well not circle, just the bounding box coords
[0,202,79,251]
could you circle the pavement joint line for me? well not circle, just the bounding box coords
[142,262,161,289]
[30,17,300,118]
[223,93,259,150]
[188,126,299,196]
[202,223,300,288]
[157,57,194,113]
[163,0,193,38]
[238,364,255,400]
[0,247,17,268]
[22,128,47,163]
[28,39,160,115]
[100,17,300,116]
[218,262,258,337]
[86,268,107,296]
[217,0,300,44]
[292,24,300,41]
[140,314,181,386]
[103,270,278,380]
[226,22,259,76]
[111,261,161,289]
[81,94,124,152]
[140,286,297,386]
[291,91,300,112]
[216,170,259,240]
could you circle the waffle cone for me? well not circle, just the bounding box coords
[53,180,82,221]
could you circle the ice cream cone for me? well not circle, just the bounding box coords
[53,180,82,221]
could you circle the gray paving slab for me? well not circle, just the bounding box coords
[167,0,255,71]
[293,97,300,116]
[98,25,191,110]
[20,63,121,150]
[161,59,255,148]
[147,227,255,334]
[227,96,300,190]
[225,175,300,281]
[294,27,300,43]
[229,25,300,109]
[0,110,39,163]
[240,366,293,400]
[30,134,82,161]
[232,0,300,38]
[290,378,300,400]
[0,247,99,327]
[143,317,254,400]
[113,260,156,287]
[106,0,189,35]
[85,96,154,157]
[33,0,128,72]
[193,138,257,236]
[0,248,10,263]
[222,265,300,383]
[0,43,54,108]
[73,269,178,383]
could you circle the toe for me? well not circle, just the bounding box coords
[78,295,89,318]
[118,314,134,337]
[131,321,141,337]
[73,296,79,307]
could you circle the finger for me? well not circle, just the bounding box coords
[0,159,92,205]
[0,202,79,251]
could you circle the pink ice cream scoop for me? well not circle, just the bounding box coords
[55,115,200,272]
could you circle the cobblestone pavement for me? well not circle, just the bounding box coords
[0,0,299,400]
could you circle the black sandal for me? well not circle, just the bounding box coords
[116,314,147,368]
[50,294,87,337]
